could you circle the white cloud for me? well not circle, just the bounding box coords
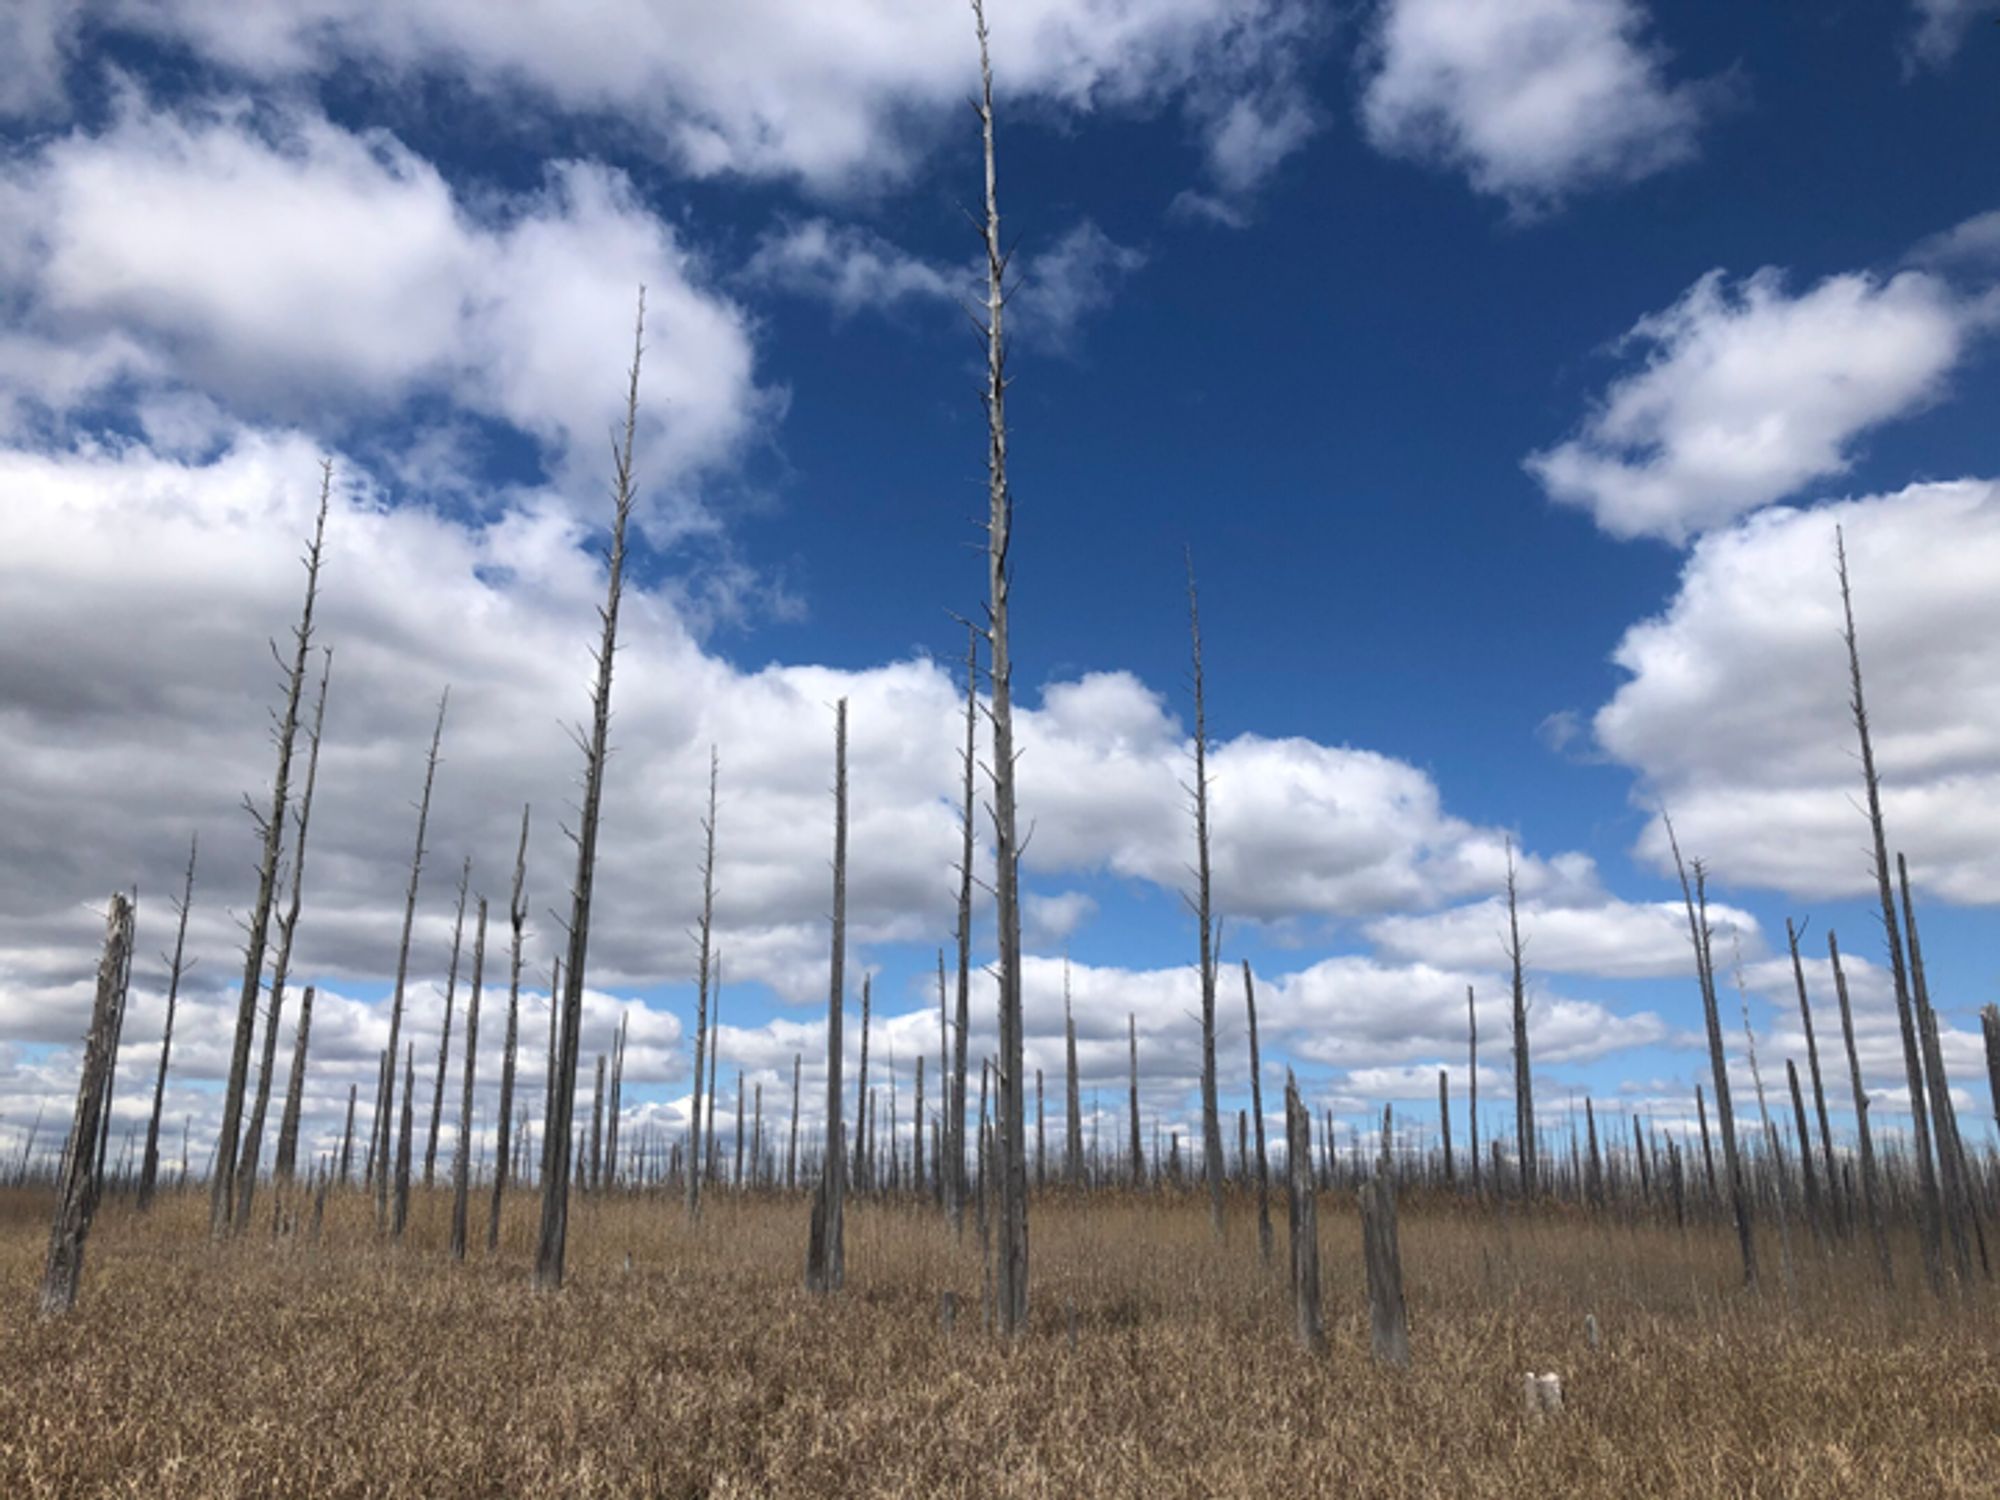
[1594,480,2000,902]
[1907,0,2000,68]
[0,1,74,118]
[1527,265,1982,542]
[1358,0,1710,210]
[0,94,770,527]
[95,0,1320,199]
[1367,893,1761,979]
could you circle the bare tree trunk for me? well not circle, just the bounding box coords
[1668,823,1756,1286]
[588,1054,606,1194]
[1900,855,1980,1283]
[1785,918,1843,1235]
[971,0,1028,1337]
[1439,1070,1454,1184]
[807,698,849,1294]
[426,856,473,1188]
[1467,985,1479,1195]
[607,1015,628,1191]
[534,293,645,1293]
[273,980,315,1183]
[688,747,718,1219]
[1035,1068,1045,1190]
[392,1046,414,1241]
[338,1084,356,1186]
[733,1069,746,1189]
[1284,1070,1323,1352]
[490,805,529,1252]
[1127,1013,1143,1188]
[914,1053,925,1198]
[40,895,133,1316]
[451,899,487,1261]
[788,1053,801,1192]
[139,836,197,1211]
[1505,844,1534,1199]
[1361,1120,1410,1367]
[92,899,135,1190]
[365,1048,387,1191]
[705,956,721,1183]
[1180,553,1225,1236]
[239,645,332,1227]
[378,689,449,1226]
[1063,961,1083,1184]
[1787,1061,1826,1250]
[1243,963,1273,1264]
[1839,529,1944,1294]
[1983,1004,2000,1139]
[950,630,977,1235]
[214,469,329,1236]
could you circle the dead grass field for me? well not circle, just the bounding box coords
[0,1186,1993,1498]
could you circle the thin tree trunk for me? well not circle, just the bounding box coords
[1284,1070,1323,1353]
[788,1052,801,1192]
[1243,962,1272,1264]
[490,804,529,1252]
[138,835,197,1210]
[365,1048,387,1191]
[1127,1013,1143,1188]
[214,472,328,1235]
[1505,844,1534,1199]
[589,1054,606,1193]
[914,1053,925,1198]
[392,1045,413,1240]
[852,975,872,1191]
[426,856,473,1188]
[1064,960,1083,1184]
[950,629,977,1235]
[1839,528,1943,1293]
[1900,855,1979,1283]
[1829,926,1893,1282]
[337,1083,357,1186]
[534,294,645,1293]
[451,898,487,1261]
[378,689,449,1226]
[1361,1114,1410,1367]
[1183,551,1224,1236]
[607,1015,627,1191]
[1466,984,1479,1195]
[807,698,849,1294]
[972,0,1028,1336]
[40,895,133,1316]
[688,746,718,1219]
[1982,1004,2000,1138]
[273,980,315,1183]
[705,956,721,1182]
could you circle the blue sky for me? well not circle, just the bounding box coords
[1,0,1997,1174]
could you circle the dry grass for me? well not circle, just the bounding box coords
[0,1185,1994,1498]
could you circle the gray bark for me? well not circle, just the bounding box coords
[688,747,718,1219]
[1785,918,1842,1235]
[1505,844,1533,1198]
[1127,1013,1143,1187]
[1243,962,1272,1263]
[138,835,196,1210]
[451,898,486,1260]
[1361,1131,1410,1367]
[1185,552,1224,1235]
[1063,961,1083,1184]
[425,855,473,1188]
[273,980,314,1183]
[490,804,529,1251]
[807,698,849,1294]
[1284,1070,1323,1353]
[950,631,977,1234]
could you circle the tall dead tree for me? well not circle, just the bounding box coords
[949,629,977,1233]
[269,652,332,1197]
[1983,1004,2000,1138]
[1668,821,1756,1286]
[273,981,315,1184]
[1243,962,1272,1263]
[378,689,449,1225]
[1063,961,1083,1184]
[451,898,487,1261]
[606,1014,628,1192]
[426,856,473,1187]
[806,698,849,1293]
[1466,985,1480,1194]
[1284,1070,1323,1353]
[852,974,872,1191]
[1185,552,1225,1234]
[490,805,529,1252]
[705,957,722,1181]
[1785,918,1841,1233]
[688,746,719,1219]
[338,1084,356,1185]
[1900,855,1977,1283]
[91,892,135,1189]
[1361,1116,1410,1367]
[1504,843,1534,1197]
[533,292,645,1293]
[392,1045,414,1239]
[1838,528,1944,1292]
[1127,1013,1143,1187]
[237,639,332,1227]
[971,0,1028,1336]
[788,1052,802,1191]
[138,836,197,1211]
[213,467,328,1236]
[41,895,133,1316]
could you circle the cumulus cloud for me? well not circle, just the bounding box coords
[1367,892,1761,979]
[83,0,1321,201]
[0,93,770,526]
[1358,0,1711,210]
[1527,265,1981,542]
[1594,480,2000,902]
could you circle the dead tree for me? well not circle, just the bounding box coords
[338,1084,357,1185]
[90,891,136,1191]
[1838,528,1944,1293]
[393,1045,414,1240]
[534,292,645,1293]
[365,1048,387,1191]
[273,981,315,1183]
[1243,962,1273,1263]
[1983,1004,2000,1138]
[1668,821,1756,1286]
[1504,843,1535,1198]
[1785,918,1842,1233]
[1127,1013,1143,1187]
[1063,960,1083,1184]
[1900,855,1978,1282]
[1439,1070,1454,1184]
[1786,1060,1826,1249]
[1466,985,1480,1194]
[705,956,723,1182]
[40,894,133,1315]
[687,747,719,1219]
[238,643,332,1227]
[971,0,1028,1336]
[588,1055,606,1193]
[426,856,473,1187]
[1284,1071,1323,1352]
[788,1052,802,1191]
[213,468,329,1236]
[378,689,449,1225]
[1183,551,1225,1235]
[451,898,487,1261]
[806,698,849,1294]
[949,629,977,1234]
[138,835,197,1210]
[914,1054,926,1194]
[852,974,872,1191]
[1361,1114,1411,1367]
[490,805,529,1251]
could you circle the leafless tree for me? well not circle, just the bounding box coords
[1466,985,1480,1195]
[1242,962,1272,1263]
[534,291,646,1293]
[213,467,329,1237]
[138,835,197,1210]
[688,747,719,1219]
[425,856,474,1187]
[451,899,487,1261]
[1184,552,1224,1234]
[1127,1014,1142,1187]
[1784,918,1841,1234]
[490,805,529,1251]
[1063,960,1083,1184]
[853,974,872,1191]
[950,630,977,1233]
[1504,842,1533,1197]
[807,698,849,1294]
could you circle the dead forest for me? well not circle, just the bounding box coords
[6,6,2000,1497]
